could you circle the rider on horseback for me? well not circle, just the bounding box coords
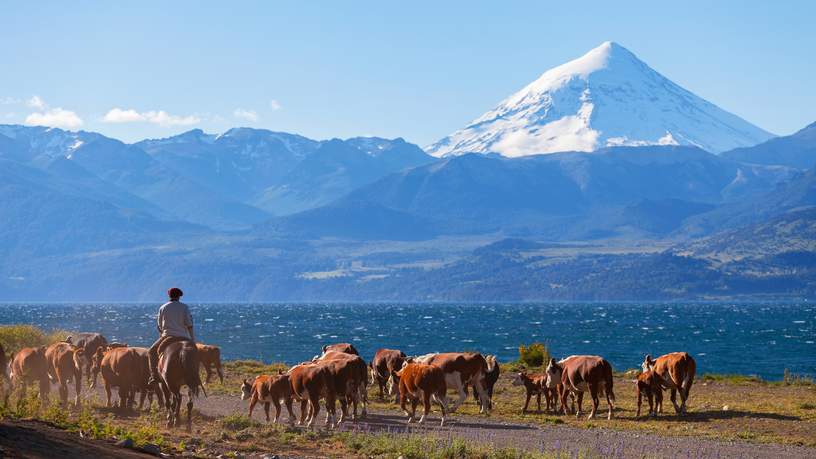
[147,287,195,387]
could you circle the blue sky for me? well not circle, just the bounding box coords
[2,1,814,144]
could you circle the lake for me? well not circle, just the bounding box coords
[1,303,814,380]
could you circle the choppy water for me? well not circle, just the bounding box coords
[1,303,814,380]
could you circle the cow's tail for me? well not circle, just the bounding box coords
[682,354,696,398]
[605,362,616,405]
[214,347,224,382]
[182,346,204,398]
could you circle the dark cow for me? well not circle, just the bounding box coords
[92,347,141,410]
[241,372,296,424]
[288,362,336,428]
[420,352,490,413]
[10,346,50,404]
[65,333,107,386]
[472,355,500,410]
[45,342,84,407]
[315,350,368,422]
[547,355,615,420]
[511,371,556,413]
[321,343,359,355]
[642,352,696,415]
[370,348,406,402]
[635,369,663,417]
[130,347,165,411]
[394,362,449,426]
[196,343,224,384]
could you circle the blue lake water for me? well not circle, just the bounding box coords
[1,303,814,380]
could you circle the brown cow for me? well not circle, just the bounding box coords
[65,333,107,386]
[420,352,490,413]
[642,352,696,415]
[370,348,406,402]
[45,342,84,407]
[241,372,296,424]
[321,343,358,355]
[511,371,556,413]
[130,347,165,411]
[547,355,615,420]
[91,347,142,410]
[196,343,224,384]
[635,369,663,417]
[394,362,449,426]
[9,346,50,404]
[314,350,368,422]
[288,362,336,428]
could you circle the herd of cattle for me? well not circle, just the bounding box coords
[0,333,697,431]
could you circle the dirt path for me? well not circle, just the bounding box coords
[0,419,158,459]
[199,393,816,459]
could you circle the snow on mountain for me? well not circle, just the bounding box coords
[427,41,775,157]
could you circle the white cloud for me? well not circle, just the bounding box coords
[233,108,259,122]
[101,108,201,127]
[27,95,46,110]
[0,96,20,105]
[269,99,282,111]
[25,108,84,129]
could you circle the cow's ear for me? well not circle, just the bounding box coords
[278,369,284,375]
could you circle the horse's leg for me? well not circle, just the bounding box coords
[186,390,193,432]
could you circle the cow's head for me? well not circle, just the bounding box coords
[72,346,85,373]
[485,355,497,372]
[511,372,526,387]
[89,347,106,388]
[240,378,253,400]
[545,358,562,385]
[641,354,655,373]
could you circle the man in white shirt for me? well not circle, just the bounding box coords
[147,287,195,386]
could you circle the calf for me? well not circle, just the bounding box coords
[422,352,490,413]
[288,362,337,428]
[370,348,406,402]
[9,346,50,404]
[395,363,449,426]
[91,347,142,410]
[65,333,107,386]
[635,370,663,417]
[241,373,296,424]
[322,343,358,355]
[45,342,84,407]
[315,350,368,421]
[642,352,695,415]
[547,355,615,420]
[511,372,556,413]
[196,343,224,384]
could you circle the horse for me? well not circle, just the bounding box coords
[156,340,205,431]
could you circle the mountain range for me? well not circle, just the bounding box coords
[1,41,814,301]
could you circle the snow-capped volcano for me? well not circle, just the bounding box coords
[427,41,774,157]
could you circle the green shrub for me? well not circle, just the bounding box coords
[518,342,550,368]
[220,413,256,431]
[0,325,70,354]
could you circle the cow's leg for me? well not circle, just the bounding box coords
[186,392,193,432]
[203,364,212,385]
[325,394,336,429]
[418,390,431,424]
[536,392,542,413]
[647,391,655,417]
[576,392,584,418]
[307,395,320,428]
[263,401,271,422]
[400,389,410,418]
[522,392,531,413]
[559,388,569,415]
[58,378,68,407]
[272,399,281,423]
[605,387,614,420]
[284,398,296,425]
[473,376,490,413]
[449,374,466,413]
[433,393,448,426]
[587,384,600,420]
[38,377,50,407]
[117,386,128,411]
[408,397,418,423]
[670,388,681,414]
[678,384,690,415]
[104,381,112,407]
[216,360,224,385]
[636,389,643,417]
[298,399,308,425]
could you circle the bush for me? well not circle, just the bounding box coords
[0,325,70,354]
[518,342,550,368]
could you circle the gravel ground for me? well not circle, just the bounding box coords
[198,393,816,459]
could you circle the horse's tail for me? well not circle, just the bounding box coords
[182,344,204,398]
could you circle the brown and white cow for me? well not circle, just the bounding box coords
[288,362,337,428]
[322,343,358,355]
[394,362,449,426]
[472,355,500,410]
[420,352,490,413]
[65,332,107,386]
[511,371,557,413]
[241,372,296,424]
[370,348,406,402]
[9,346,50,404]
[642,352,695,415]
[45,342,85,407]
[314,350,368,422]
[547,355,615,420]
[196,343,224,385]
[635,369,663,417]
[91,346,142,410]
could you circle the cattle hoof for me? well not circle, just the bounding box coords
[417,416,426,424]
[439,419,445,427]
[407,417,415,423]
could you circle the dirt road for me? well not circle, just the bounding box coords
[201,393,816,459]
